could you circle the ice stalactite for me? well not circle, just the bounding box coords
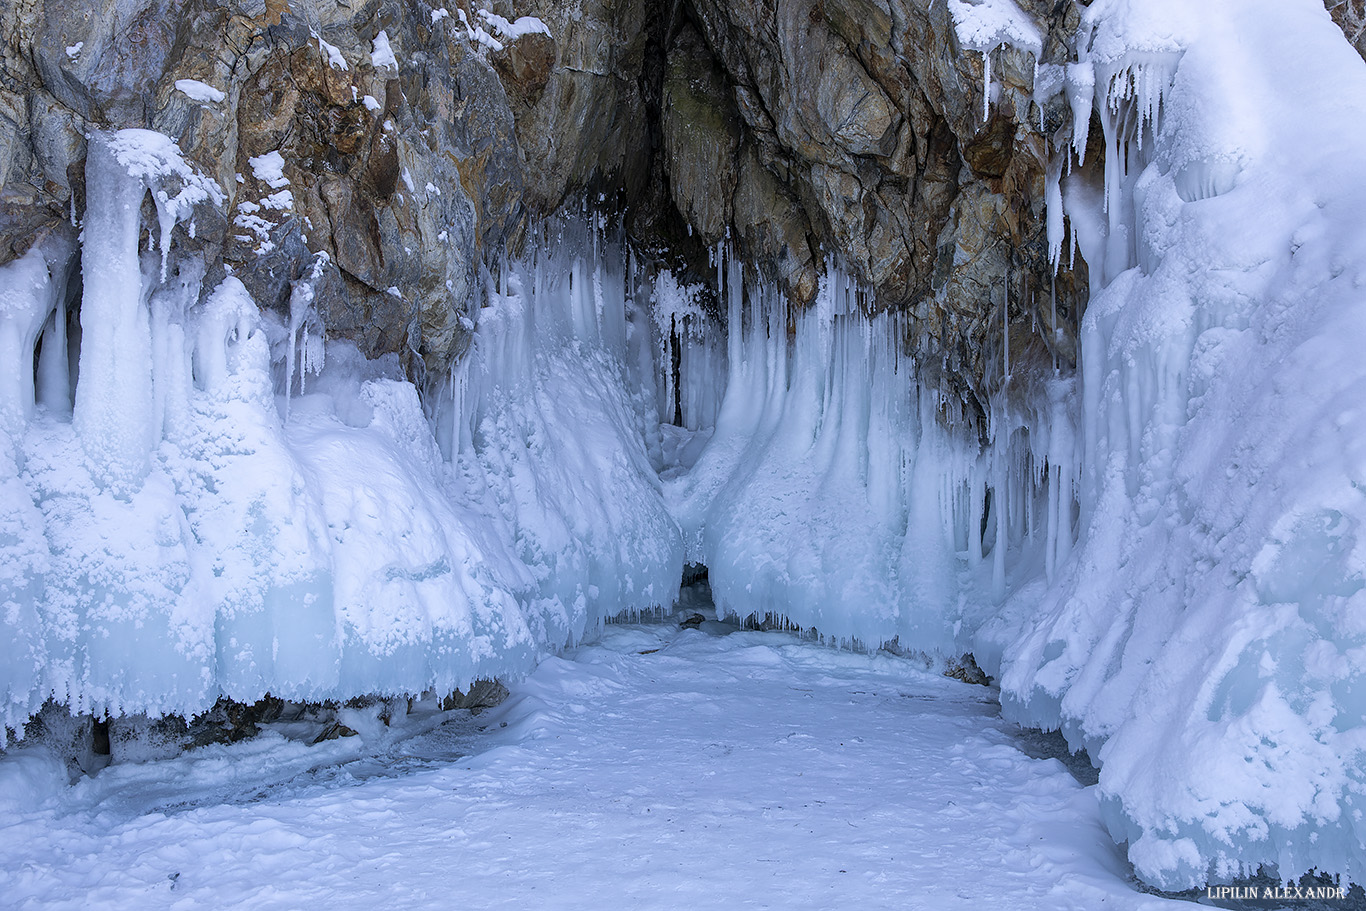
[33,279,72,419]
[73,131,223,490]
[439,217,683,648]
[0,241,72,437]
[149,255,204,442]
[283,251,329,421]
[983,45,993,121]
[666,255,1078,653]
[947,0,1044,124]
[651,268,726,433]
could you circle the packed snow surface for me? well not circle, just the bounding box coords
[0,612,1192,910]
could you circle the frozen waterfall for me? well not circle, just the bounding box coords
[0,136,679,731]
[971,0,1366,891]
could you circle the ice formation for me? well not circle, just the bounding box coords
[431,219,683,650]
[0,133,679,734]
[652,0,1366,889]
[968,0,1366,890]
[665,248,1076,654]
[650,266,725,433]
[948,0,1043,120]
[3,0,1366,892]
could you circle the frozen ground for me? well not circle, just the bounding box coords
[1,597,1199,911]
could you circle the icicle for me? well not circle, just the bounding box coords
[968,465,985,566]
[1050,271,1058,372]
[284,251,328,420]
[35,296,71,415]
[299,325,309,395]
[1003,263,1010,383]
[1046,154,1066,272]
[0,245,66,435]
[1067,61,1095,162]
[73,137,159,484]
[983,46,994,122]
[992,443,1007,600]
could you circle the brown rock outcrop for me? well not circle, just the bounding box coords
[0,0,1092,403]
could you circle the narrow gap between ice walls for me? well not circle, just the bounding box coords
[0,130,683,738]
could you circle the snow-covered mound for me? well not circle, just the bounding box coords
[975,0,1366,890]
[0,132,679,734]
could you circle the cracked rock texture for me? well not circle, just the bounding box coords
[662,0,1088,404]
[0,0,1096,403]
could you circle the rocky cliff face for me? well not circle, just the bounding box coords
[0,0,1089,405]
[660,0,1089,406]
[3,0,509,381]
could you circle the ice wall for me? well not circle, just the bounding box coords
[973,0,1366,890]
[0,134,680,735]
[666,247,1078,652]
[434,219,683,649]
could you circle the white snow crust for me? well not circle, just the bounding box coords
[173,80,226,104]
[0,615,1193,910]
[315,34,348,71]
[370,30,398,70]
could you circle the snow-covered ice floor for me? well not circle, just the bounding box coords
[1,607,1202,910]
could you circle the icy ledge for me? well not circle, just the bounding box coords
[0,133,680,734]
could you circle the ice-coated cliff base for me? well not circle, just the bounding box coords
[967,0,1366,891]
[0,132,680,734]
[665,247,1076,657]
[659,0,1366,890]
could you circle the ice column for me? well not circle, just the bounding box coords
[0,244,68,435]
[73,130,222,488]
